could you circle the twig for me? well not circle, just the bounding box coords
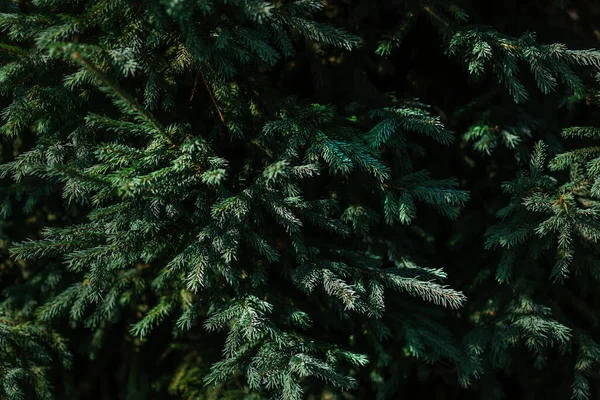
[422,5,450,28]
[190,69,199,101]
[200,70,226,127]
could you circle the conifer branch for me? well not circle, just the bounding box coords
[0,43,28,56]
[71,52,175,146]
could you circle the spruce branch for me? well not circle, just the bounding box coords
[0,43,28,57]
[71,52,175,146]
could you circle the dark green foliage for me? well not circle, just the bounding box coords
[0,313,71,400]
[1,0,600,399]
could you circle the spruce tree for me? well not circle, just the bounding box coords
[1,1,600,399]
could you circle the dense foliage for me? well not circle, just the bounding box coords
[1,0,600,399]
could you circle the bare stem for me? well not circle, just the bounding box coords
[200,70,227,127]
[422,5,450,28]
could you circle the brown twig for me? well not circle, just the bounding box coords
[200,70,226,127]
[190,69,199,101]
[422,5,450,28]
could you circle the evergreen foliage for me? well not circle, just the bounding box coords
[1,0,600,399]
